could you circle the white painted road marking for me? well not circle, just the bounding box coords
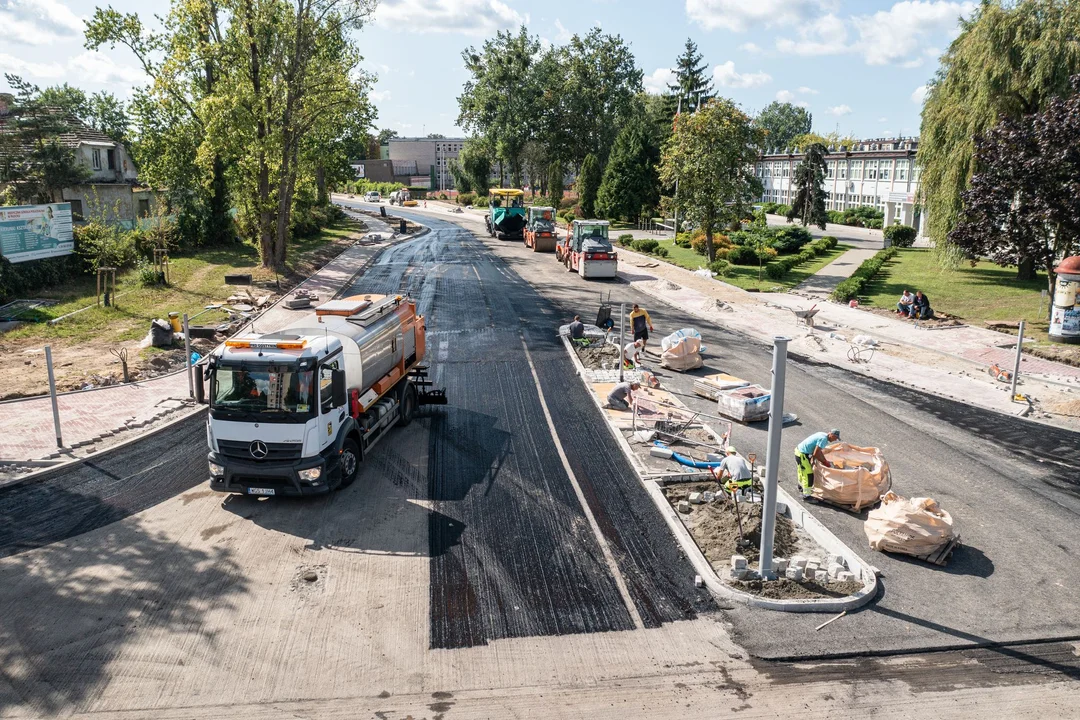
[518,332,645,631]
[438,340,449,361]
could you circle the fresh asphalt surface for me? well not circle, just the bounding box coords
[2,200,1078,665]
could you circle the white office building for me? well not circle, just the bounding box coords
[387,137,465,191]
[755,137,926,237]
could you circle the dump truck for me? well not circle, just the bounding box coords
[484,188,526,240]
[199,294,445,497]
[523,206,557,252]
[555,219,618,279]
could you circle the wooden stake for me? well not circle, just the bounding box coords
[815,611,846,631]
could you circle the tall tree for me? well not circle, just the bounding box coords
[949,84,1080,299]
[596,112,660,222]
[659,98,764,261]
[449,159,472,193]
[458,26,542,187]
[459,138,492,194]
[787,143,829,229]
[576,153,601,217]
[790,130,859,152]
[754,102,812,153]
[666,38,714,116]
[548,160,564,209]
[918,0,1080,263]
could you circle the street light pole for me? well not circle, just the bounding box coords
[758,336,790,580]
[1010,320,1026,401]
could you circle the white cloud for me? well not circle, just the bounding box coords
[911,85,928,104]
[797,86,819,95]
[775,13,849,56]
[554,17,572,43]
[776,89,795,103]
[739,42,762,53]
[0,50,143,89]
[370,89,392,102]
[643,67,676,94]
[376,0,523,35]
[0,52,64,79]
[883,129,894,136]
[852,1,975,66]
[0,0,84,46]
[686,0,836,32]
[827,104,852,116]
[712,60,771,89]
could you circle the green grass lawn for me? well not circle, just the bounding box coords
[861,248,1050,340]
[647,238,853,292]
[3,218,364,346]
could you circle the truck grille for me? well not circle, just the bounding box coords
[217,439,303,462]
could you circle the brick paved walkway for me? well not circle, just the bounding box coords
[0,214,396,464]
[961,346,1080,378]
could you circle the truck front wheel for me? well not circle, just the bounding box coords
[339,438,360,488]
[398,383,417,427]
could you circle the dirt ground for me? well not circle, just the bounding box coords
[664,482,798,564]
[575,340,623,370]
[732,577,865,600]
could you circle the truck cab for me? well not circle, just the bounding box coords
[523,206,557,252]
[556,220,617,279]
[202,294,444,497]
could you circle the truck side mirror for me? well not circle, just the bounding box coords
[331,369,347,408]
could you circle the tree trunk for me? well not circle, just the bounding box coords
[1017,255,1036,281]
[316,166,327,206]
[244,0,273,267]
[705,226,715,263]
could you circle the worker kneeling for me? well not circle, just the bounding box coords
[794,429,840,499]
[714,446,753,495]
[605,381,640,411]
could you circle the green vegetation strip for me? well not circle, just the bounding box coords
[830,247,899,303]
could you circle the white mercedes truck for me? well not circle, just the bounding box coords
[199,294,445,497]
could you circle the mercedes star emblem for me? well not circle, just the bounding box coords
[249,440,268,459]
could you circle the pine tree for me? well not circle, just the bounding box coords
[666,39,714,117]
[576,154,602,217]
[787,143,829,230]
[596,115,660,222]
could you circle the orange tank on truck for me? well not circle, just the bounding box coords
[200,294,446,498]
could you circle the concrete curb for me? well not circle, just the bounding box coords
[560,333,878,613]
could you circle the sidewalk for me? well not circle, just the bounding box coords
[0,214,397,474]
[794,247,879,297]
[615,247,1079,428]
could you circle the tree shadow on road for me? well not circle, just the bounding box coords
[0,487,246,717]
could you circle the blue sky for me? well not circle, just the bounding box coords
[1,0,974,139]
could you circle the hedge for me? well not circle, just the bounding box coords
[760,236,838,282]
[829,247,899,303]
[883,223,917,248]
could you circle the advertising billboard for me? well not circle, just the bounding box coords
[0,203,74,264]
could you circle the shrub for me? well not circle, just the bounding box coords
[75,221,137,272]
[690,234,709,255]
[765,262,787,280]
[883,223,917,248]
[654,246,669,258]
[633,238,659,254]
[474,197,489,208]
[726,245,758,265]
[135,257,161,287]
[771,225,813,253]
[617,233,635,246]
[760,202,781,214]
[457,192,476,206]
[727,230,754,246]
[439,193,448,200]
[709,258,732,277]
[829,247,899,302]
[674,232,692,248]
[827,210,845,224]
[866,218,883,230]
[820,235,838,249]
[797,248,816,264]
[774,203,791,217]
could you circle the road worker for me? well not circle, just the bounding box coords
[629,303,654,350]
[623,339,643,367]
[606,381,640,411]
[794,429,840,499]
[714,446,753,495]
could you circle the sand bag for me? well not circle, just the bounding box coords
[813,443,892,510]
[865,491,955,556]
[716,384,770,422]
[660,336,703,371]
[661,328,707,354]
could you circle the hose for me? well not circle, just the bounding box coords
[653,441,723,469]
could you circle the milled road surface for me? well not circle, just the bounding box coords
[0,201,1077,718]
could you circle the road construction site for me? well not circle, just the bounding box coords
[0,201,1078,717]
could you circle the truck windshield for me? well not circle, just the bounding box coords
[211,365,314,419]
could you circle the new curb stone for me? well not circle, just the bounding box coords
[561,333,878,613]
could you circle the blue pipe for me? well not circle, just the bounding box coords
[653,441,723,469]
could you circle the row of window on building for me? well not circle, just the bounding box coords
[761,187,889,211]
[755,158,919,182]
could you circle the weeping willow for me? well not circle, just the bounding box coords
[918,0,1080,269]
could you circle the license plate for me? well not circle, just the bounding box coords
[247,487,275,496]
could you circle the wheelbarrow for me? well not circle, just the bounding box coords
[791,304,819,328]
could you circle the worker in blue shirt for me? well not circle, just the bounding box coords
[794,429,840,499]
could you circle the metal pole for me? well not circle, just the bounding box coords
[1010,320,1025,401]
[184,313,194,398]
[758,336,790,580]
[618,303,626,383]
[45,345,63,448]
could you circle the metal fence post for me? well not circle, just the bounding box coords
[758,336,790,580]
[184,313,194,398]
[1010,320,1025,401]
[45,345,63,448]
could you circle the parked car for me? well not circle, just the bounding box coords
[365,191,381,202]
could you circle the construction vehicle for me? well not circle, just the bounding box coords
[199,294,446,497]
[523,206,557,252]
[555,219,618,279]
[389,188,410,206]
[484,188,526,240]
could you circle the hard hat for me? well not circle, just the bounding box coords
[726,446,737,454]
